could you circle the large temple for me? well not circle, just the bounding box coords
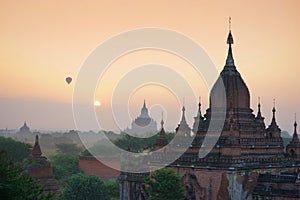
[124,100,157,136]
[119,25,300,200]
[179,29,284,166]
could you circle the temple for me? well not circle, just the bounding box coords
[125,100,157,136]
[153,116,168,151]
[119,22,300,200]
[24,135,60,194]
[286,117,300,159]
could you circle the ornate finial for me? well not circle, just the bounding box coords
[271,99,277,125]
[272,99,276,112]
[143,99,146,107]
[293,113,298,142]
[295,113,297,127]
[227,17,234,45]
[257,97,262,119]
[226,18,235,67]
[182,97,186,112]
[161,112,164,128]
[198,96,201,107]
[197,96,202,118]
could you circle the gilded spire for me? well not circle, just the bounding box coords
[225,17,235,67]
[32,135,42,158]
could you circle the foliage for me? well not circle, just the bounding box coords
[103,179,119,200]
[145,168,185,200]
[0,151,53,200]
[81,144,119,157]
[80,149,92,156]
[48,154,81,184]
[114,132,175,153]
[61,174,108,200]
[0,136,32,164]
[56,143,81,155]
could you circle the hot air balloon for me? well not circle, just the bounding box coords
[66,77,72,84]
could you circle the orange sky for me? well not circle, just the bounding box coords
[0,0,299,133]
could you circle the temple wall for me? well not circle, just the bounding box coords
[79,156,120,181]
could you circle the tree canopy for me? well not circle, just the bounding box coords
[56,143,81,155]
[103,179,119,200]
[0,136,31,164]
[61,174,108,200]
[114,132,175,153]
[0,151,53,200]
[145,168,185,200]
[48,154,81,184]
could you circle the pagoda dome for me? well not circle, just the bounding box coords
[210,31,250,110]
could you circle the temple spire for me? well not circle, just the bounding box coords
[154,111,168,149]
[32,135,42,158]
[181,106,186,123]
[225,17,235,67]
[267,99,280,131]
[161,112,164,129]
[257,97,262,118]
[140,99,150,118]
[292,113,299,142]
[197,97,202,118]
[271,99,277,124]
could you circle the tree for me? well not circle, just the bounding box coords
[48,154,81,184]
[0,151,53,200]
[61,174,108,200]
[145,168,185,200]
[0,136,31,164]
[103,179,119,200]
[114,132,175,153]
[56,143,81,155]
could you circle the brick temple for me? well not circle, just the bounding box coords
[119,26,300,200]
[24,135,60,195]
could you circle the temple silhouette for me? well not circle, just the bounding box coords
[119,24,300,200]
[125,100,157,136]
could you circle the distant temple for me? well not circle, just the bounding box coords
[17,121,31,134]
[125,100,157,136]
[24,135,60,194]
[119,23,300,200]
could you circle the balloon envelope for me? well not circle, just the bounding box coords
[66,77,72,84]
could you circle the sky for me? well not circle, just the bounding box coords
[0,0,299,134]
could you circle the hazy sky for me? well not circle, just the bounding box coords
[0,0,299,134]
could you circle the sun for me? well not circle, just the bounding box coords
[94,100,101,107]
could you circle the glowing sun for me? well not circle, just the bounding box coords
[94,101,101,107]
